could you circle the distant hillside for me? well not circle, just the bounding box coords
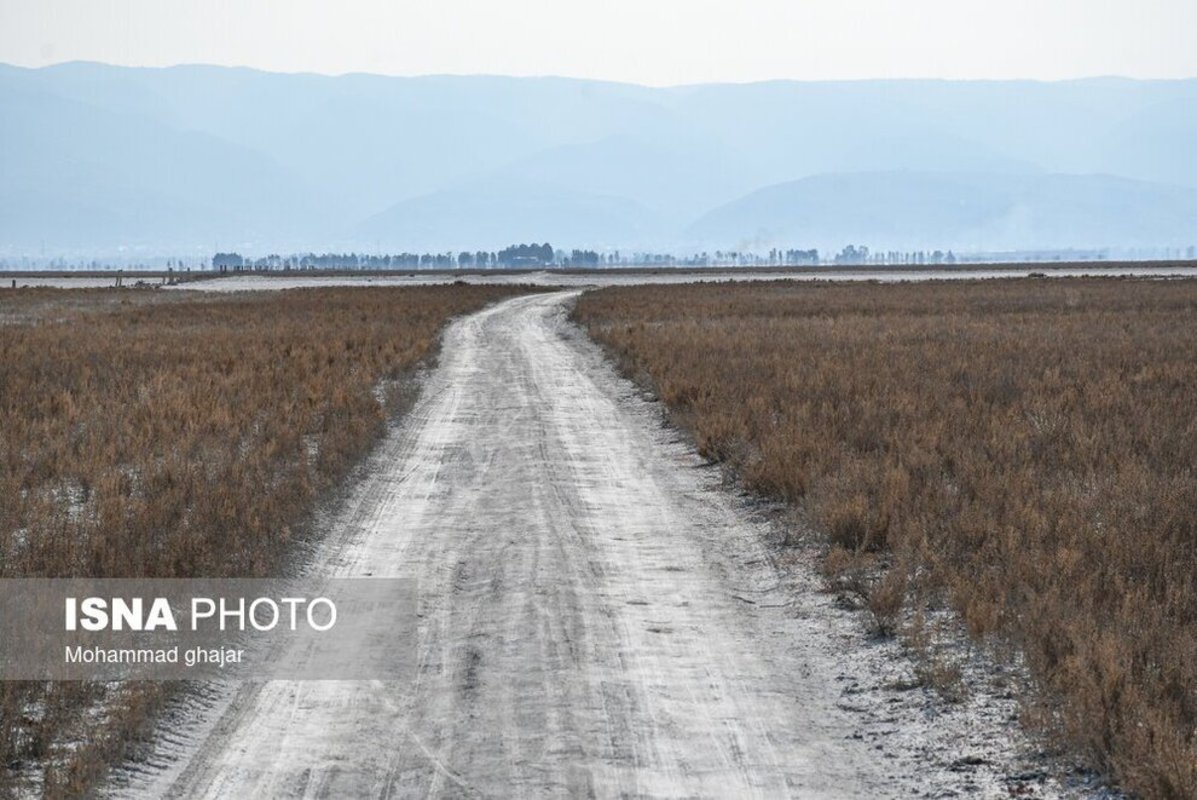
[2,62,1196,254]
[356,177,663,252]
[686,172,1197,252]
[0,77,314,249]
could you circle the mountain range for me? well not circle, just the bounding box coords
[2,62,1196,256]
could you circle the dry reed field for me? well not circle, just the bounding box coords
[574,278,1197,799]
[0,284,528,796]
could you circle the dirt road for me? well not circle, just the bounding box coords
[129,292,1006,798]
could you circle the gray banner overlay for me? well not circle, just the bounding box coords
[0,578,415,680]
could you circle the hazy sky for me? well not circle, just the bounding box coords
[2,0,1195,85]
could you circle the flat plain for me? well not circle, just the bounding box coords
[574,277,1197,800]
[0,285,530,796]
[3,276,1192,799]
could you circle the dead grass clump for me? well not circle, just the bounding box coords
[574,278,1197,799]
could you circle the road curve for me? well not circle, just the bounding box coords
[159,291,890,799]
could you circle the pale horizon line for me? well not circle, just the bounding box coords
[5,58,1197,89]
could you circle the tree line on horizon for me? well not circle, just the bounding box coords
[207,242,1180,273]
[211,244,823,272]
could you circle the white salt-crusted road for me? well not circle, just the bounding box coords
[121,291,1066,799]
[145,291,888,798]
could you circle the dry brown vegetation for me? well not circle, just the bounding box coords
[0,284,528,797]
[574,278,1197,799]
